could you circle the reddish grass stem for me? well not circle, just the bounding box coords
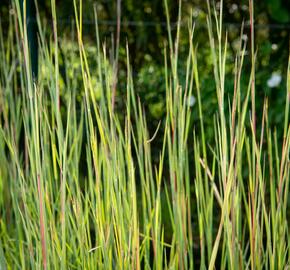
[37,174,47,270]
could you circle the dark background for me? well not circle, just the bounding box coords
[1,0,290,144]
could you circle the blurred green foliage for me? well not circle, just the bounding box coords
[266,0,290,23]
[1,0,289,143]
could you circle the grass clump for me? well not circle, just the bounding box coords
[0,0,289,269]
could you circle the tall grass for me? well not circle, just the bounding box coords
[0,0,289,269]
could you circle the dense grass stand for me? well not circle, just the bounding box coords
[0,0,289,269]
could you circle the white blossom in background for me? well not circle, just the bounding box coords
[271,43,278,51]
[192,8,200,18]
[241,34,248,42]
[188,95,196,107]
[241,4,248,11]
[267,73,282,88]
[148,65,154,73]
[229,4,238,14]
